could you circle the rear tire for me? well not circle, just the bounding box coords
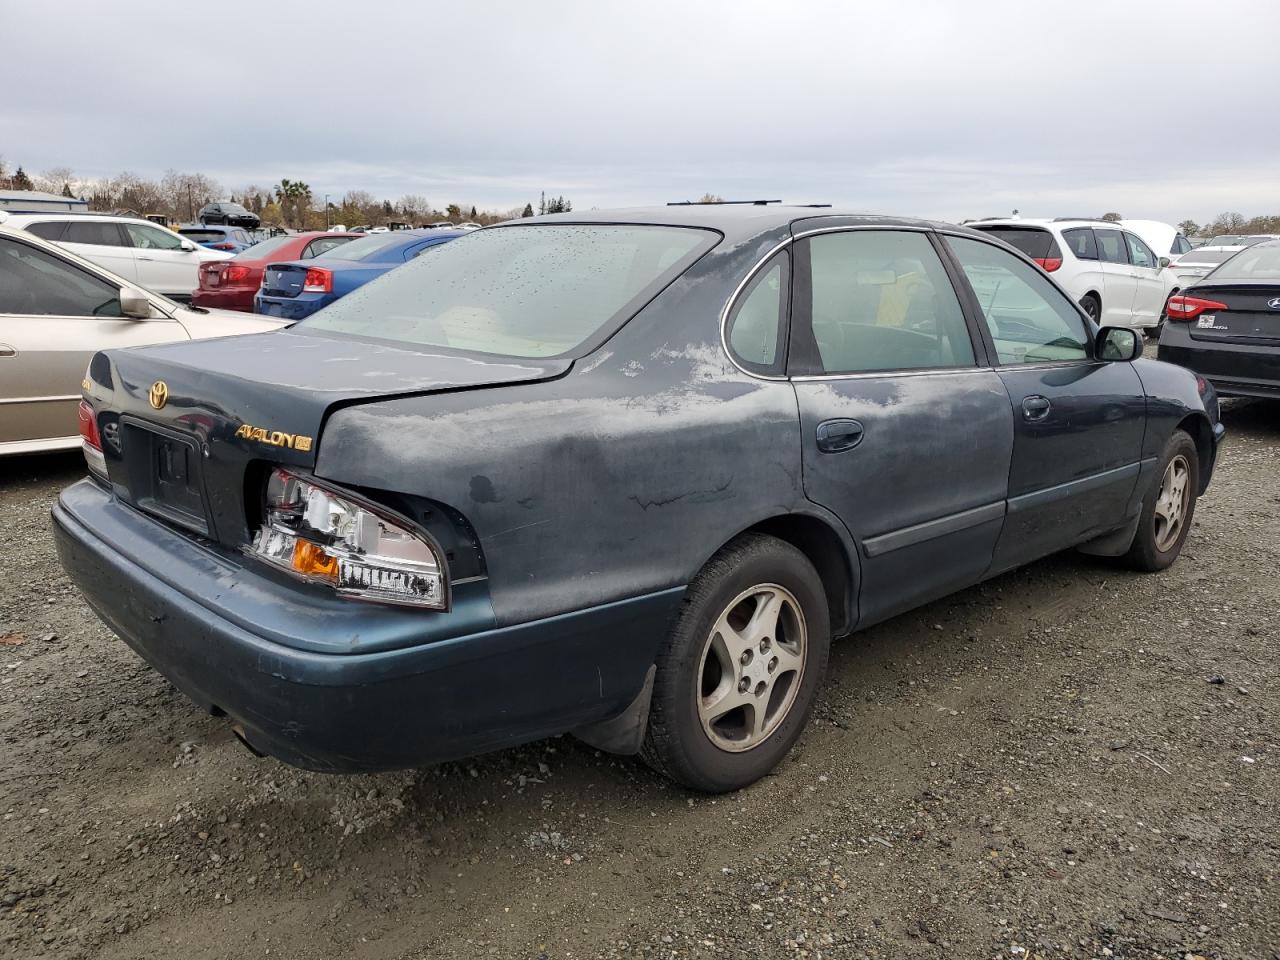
[1124,429,1199,571]
[641,534,830,792]
[1080,294,1101,324]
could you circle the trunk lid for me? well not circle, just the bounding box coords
[1186,283,1280,344]
[261,263,310,298]
[91,328,570,547]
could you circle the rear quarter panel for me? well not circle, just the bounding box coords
[314,225,833,627]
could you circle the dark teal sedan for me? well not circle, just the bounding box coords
[56,205,1224,793]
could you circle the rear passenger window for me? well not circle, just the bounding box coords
[1094,229,1128,264]
[63,222,124,247]
[798,231,974,375]
[1062,228,1098,260]
[26,222,67,241]
[947,236,1089,365]
[304,237,350,258]
[727,251,789,375]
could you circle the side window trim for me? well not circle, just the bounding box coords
[937,230,1097,367]
[785,227,981,379]
[725,248,791,377]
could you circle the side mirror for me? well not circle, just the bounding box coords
[1096,326,1141,362]
[180,239,197,252]
[119,287,153,319]
[1158,256,1171,269]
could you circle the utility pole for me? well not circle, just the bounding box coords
[188,184,195,223]
[325,194,330,228]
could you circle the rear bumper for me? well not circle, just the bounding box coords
[53,479,681,772]
[1157,323,1280,397]
[254,293,331,320]
[191,288,255,312]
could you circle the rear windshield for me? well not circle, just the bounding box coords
[303,224,718,358]
[180,229,227,242]
[320,233,402,261]
[1208,244,1280,281]
[971,227,1060,260]
[1184,249,1238,265]
[237,235,295,259]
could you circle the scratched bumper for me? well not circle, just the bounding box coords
[53,478,682,772]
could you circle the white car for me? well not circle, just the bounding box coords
[1118,219,1195,260]
[0,212,232,302]
[1169,234,1280,290]
[0,222,284,456]
[969,218,1174,330]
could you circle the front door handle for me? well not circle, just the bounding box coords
[1022,395,1051,421]
[816,418,864,453]
[0,343,15,358]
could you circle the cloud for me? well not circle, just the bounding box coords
[4,0,1278,223]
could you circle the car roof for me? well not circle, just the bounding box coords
[0,211,168,228]
[508,205,968,245]
[967,217,1124,231]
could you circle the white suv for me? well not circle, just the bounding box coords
[968,218,1175,330]
[0,212,232,302]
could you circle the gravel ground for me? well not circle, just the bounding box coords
[0,399,1276,960]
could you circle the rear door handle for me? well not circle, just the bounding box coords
[0,343,15,358]
[1022,395,1051,421]
[816,418,864,453]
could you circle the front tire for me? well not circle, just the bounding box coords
[1124,429,1199,571]
[641,534,830,792]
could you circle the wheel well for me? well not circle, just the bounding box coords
[1176,413,1213,493]
[741,515,854,637]
[1081,290,1101,306]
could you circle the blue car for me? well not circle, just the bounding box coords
[255,229,462,319]
[178,224,257,254]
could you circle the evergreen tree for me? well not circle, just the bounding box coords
[61,183,75,198]
[12,166,33,190]
[521,203,534,218]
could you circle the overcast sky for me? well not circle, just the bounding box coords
[4,0,1277,224]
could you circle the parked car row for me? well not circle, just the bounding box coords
[0,219,282,456]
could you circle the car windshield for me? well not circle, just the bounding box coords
[1207,244,1280,281]
[319,233,403,261]
[180,229,228,242]
[1207,235,1246,246]
[237,235,295,259]
[303,223,718,358]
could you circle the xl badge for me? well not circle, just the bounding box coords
[148,381,169,409]
[234,423,313,452]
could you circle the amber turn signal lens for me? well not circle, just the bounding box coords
[291,539,338,578]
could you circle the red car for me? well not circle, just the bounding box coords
[191,232,358,312]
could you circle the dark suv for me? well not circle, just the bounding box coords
[198,201,261,230]
[55,206,1224,792]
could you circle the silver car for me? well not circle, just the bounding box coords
[0,224,284,456]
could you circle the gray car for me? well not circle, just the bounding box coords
[54,205,1224,792]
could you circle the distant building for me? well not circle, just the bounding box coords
[0,190,89,213]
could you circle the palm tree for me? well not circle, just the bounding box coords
[275,179,313,228]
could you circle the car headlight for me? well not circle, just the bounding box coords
[247,468,446,609]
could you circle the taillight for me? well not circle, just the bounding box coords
[303,267,333,293]
[1033,257,1063,272]
[77,400,100,450]
[1166,295,1229,321]
[222,264,251,284]
[78,400,107,482]
[212,242,237,251]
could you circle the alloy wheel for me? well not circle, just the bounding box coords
[696,584,807,752]
[1153,454,1191,552]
